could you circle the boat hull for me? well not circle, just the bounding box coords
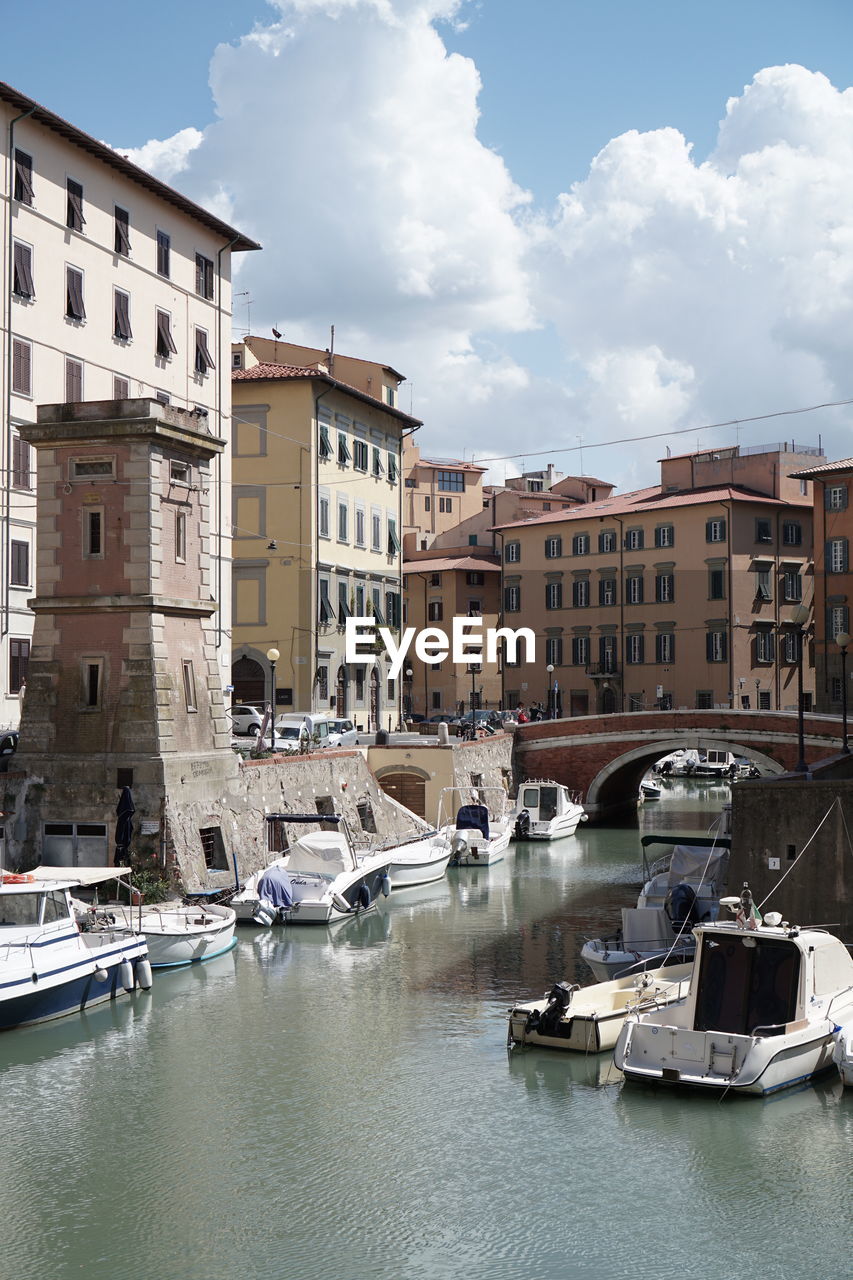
[450,825,511,866]
[145,922,237,968]
[387,851,451,890]
[524,811,585,840]
[0,933,149,1031]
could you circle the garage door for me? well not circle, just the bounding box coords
[379,771,426,818]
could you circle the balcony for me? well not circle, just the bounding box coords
[586,662,621,679]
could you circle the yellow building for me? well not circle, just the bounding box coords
[231,339,420,728]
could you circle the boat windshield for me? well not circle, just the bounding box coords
[0,892,43,927]
[694,935,800,1036]
[538,787,559,820]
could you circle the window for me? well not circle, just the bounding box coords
[783,571,802,602]
[170,459,190,484]
[599,578,616,606]
[505,585,520,612]
[194,327,215,375]
[200,827,228,871]
[505,541,520,563]
[12,435,31,487]
[355,508,366,546]
[572,579,589,608]
[755,518,773,543]
[156,310,177,359]
[599,635,617,672]
[176,512,187,563]
[156,229,171,277]
[572,533,590,555]
[12,339,32,397]
[338,582,352,625]
[706,518,726,543]
[709,568,725,600]
[371,589,385,624]
[195,253,214,299]
[182,660,197,711]
[386,592,401,629]
[72,457,115,479]
[114,289,132,341]
[431,690,442,710]
[10,541,29,587]
[599,530,616,553]
[782,521,802,546]
[114,376,129,399]
[66,179,84,231]
[827,538,849,573]
[319,422,332,459]
[756,568,772,602]
[759,690,771,710]
[65,358,83,402]
[655,525,674,548]
[13,242,34,299]
[439,496,452,513]
[546,582,563,610]
[626,574,644,604]
[546,535,563,558]
[832,676,843,703]
[353,440,369,471]
[388,453,398,482]
[372,447,384,477]
[437,470,464,491]
[371,513,381,551]
[466,571,485,586]
[706,630,727,662]
[829,605,849,640]
[546,637,563,666]
[83,658,103,708]
[571,636,589,665]
[430,573,441,586]
[826,484,848,511]
[424,496,431,512]
[318,494,329,539]
[626,634,644,664]
[14,150,33,205]
[427,600,443,622]
[782,631,799,664]
[387,520,401,555]
[156,392,170,405]
[656,632,675,664]
[337,432,350,466]
[754,630,775,664]
[318,580,333,624]
[338,501,348,542]
[84,508,104,558]
[625,528,644,550]
[114,206,130,256]
[355,584,365,616]
[696,690,714,710]
[10,639,30,693]
[66,267,85,320]
[655,573,674,603]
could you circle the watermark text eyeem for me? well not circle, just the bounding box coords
[344,617,535,680]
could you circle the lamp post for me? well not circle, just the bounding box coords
[836,631,850,754]
[470,661,480,732]
[404,667,413,722]
[546,663,554,719]
[266,647,280,750]
[791,605,810,773]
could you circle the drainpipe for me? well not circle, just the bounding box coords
[4,106,36,639]
[215,234,240,651]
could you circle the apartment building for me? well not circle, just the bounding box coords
[494,442,819,715]
[231,338,420,728]
[402,440,486,554]
[1,81,259,726]
[789,456,853,713]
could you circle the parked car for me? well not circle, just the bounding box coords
[272,723,309,753]
[427,713,458,725]
[327,718,358,748]
[0,730,19,756]
[274,713,333,748]
[228,705,264,736]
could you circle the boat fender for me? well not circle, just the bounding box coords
[136,958,153,990]
[119,958,134,991]
[380,874,391,898]
[513,810,531,841]
[93,966,109,983]
[356,882,371,911]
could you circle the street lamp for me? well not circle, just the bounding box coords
[404,667,413,721]
[836,631,850,754]
[790,605,810,773]
[266,647,280,750]
[546,664,554,719]
[470,661,480,731]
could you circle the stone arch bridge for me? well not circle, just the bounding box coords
[514,709,844,821]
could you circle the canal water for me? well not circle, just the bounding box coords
[1,781,851,1280]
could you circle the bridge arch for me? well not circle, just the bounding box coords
[586,739,784,813]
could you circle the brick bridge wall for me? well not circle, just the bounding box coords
[514,709,843,820]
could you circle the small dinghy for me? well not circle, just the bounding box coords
[79,901,237,968]
[507,963,692,1053]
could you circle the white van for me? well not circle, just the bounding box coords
[273,713,334,750]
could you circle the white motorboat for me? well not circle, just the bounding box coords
[438,787,515,867]
[581,835,730,982]
[507,963,692,1053]
[513,780,587,841]
[832,1025,853,1087]
[382,831,452,890]
[0,865,151,1030]
[238,814,392,925]
[640,781,662,801]
[76,900,237,968]
[230,855,290,924]
[614,890,853,1095]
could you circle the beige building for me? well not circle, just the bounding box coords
[1,80,258,727]
[494,442,819,715]
[231,338,420,728]
[402,440,486,554]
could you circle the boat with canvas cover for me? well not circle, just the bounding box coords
[438,786,515,867]
[512,780,587,841]
[0,865,151,1030]
[507,963,692,1053]
[614,888,853,1095]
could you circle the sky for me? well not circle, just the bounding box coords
[6,0,853,488]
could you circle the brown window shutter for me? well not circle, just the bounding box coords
[13,436,33,487]
[195,253,214,299]
[114,207,131,255]
[114,290,132,340]
[114,376,130,399]
[157,230,170,277]
[195,328,215,373]
[67,179,85,231]
[12,340,31,396]
[65,359,83,402]
[66,268,86,320]
[13,242,35,298]
[14,150,34,204]
[156,310,177,357]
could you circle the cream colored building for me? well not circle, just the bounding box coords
[494,443,819,715]
[231,339,420,728]
[1,80,258,726]
[402,440,487,554]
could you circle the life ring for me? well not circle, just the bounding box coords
[2,872,35,883]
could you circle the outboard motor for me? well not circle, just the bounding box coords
[530,982,576,1037]
[513,809,531,840]
[667,881,699,930]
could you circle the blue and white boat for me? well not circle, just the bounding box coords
[0,865,152,1030]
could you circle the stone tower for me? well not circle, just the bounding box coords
[9,399,238,873]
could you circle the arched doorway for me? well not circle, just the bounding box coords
[369,669,380,731]
[378,771,426,817]
[232,656,265,705]
[335,665,348,717]
[601,686,617,715]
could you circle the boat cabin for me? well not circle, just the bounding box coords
[0,884,73,931]
[519,783,575,824]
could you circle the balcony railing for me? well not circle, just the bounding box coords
[585,662,621,678]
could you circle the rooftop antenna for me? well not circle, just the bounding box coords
[271,326,282,364]
[235,291,252,335]
[576,434,584,475]
[329,324,335,378]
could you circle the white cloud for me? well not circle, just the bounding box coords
[119,127,204,181]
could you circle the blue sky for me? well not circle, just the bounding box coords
[5,0,853,483]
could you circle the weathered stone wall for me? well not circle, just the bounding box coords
[368,732,514,824]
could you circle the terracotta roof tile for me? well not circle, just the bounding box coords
[232,363,422,426]
[493,485,809,531]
